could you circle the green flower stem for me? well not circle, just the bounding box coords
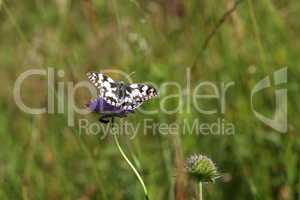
[111,119,149,200]
[199,182,203,200]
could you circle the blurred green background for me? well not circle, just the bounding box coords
[0,0,299,199]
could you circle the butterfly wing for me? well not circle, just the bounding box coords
[122,83,158,110]
[86,72,121,107]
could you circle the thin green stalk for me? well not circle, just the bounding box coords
[247,0,266,66]
[198,182,203,200]
[2,0,29,46]
[111,118,149,200]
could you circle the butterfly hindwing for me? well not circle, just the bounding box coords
[122,83,158,110]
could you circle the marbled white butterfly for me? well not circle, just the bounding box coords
[87,72,158,121]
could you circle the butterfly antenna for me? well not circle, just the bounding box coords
[127,72,136,82]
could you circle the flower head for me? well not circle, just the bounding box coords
[185,154,219,183]
[87,97,134,123]
[87,96,133,117]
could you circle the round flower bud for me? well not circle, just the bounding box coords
[185,154,219,182]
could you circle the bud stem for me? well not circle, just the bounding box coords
[199,182,203,200]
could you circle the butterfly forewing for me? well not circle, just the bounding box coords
[86,72,121,107]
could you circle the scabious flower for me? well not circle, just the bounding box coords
[185,154,219,183]
[87,96,133,116]
[86,96,134,123]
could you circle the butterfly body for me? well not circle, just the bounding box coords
[86,72,158,122]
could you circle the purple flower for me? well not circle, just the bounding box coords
[86,96,134,123]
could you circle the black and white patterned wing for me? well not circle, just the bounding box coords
[122,83,158,110]
[86,72,121,107]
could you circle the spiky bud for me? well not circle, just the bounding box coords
[185,154,219,182]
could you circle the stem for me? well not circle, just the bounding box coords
[198,182,203,200]
[111,118,149,200]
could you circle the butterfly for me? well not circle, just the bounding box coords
[86,72,158,123]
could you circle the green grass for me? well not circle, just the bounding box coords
[0,0,299,199]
